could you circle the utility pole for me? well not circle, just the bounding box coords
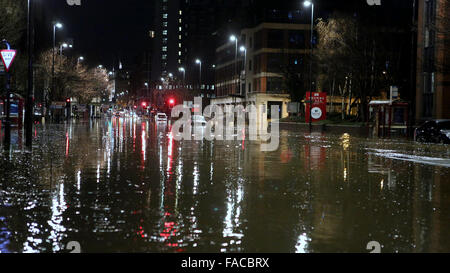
[25,0,34,148]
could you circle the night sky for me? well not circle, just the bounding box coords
[45,0,412,71]
[49,0,154,70]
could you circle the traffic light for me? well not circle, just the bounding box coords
[142,102,147,108]
[168,98,175,106]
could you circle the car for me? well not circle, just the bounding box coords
[414,119,450,144]
[155,113,168,122]
[192,115,207,127]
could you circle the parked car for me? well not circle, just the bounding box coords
[155,113,168,122]
[414,120,450,144]
[192,115,207,127]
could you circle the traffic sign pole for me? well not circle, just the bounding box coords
[4,73,11,150]
[1,40,17,150]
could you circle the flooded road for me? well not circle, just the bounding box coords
[0,118,449,253]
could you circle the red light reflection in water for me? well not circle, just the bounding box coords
[65,132,70,157]
[133,122,136,152]
[241,128,246,150]
[141,122,146,170]
[167,129,173,173]
[304,133,327,170]
[158,128,183,250]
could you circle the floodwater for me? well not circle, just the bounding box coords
[0,118,449,253]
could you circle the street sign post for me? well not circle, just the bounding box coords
[0,45,17,150]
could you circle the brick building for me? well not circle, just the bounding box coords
[416,0,450,120]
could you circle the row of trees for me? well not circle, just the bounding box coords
[36,49,109,105]
[282,11,413,121]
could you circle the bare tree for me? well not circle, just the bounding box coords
[315,12,408,121]
[36,48,108,106]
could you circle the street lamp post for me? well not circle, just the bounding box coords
[145,82,149,97]
[195,59,202,90]
[60,43,68,56]
[230,35,238,94]
[179,67,185,86]
[304,0,314,132]
[52,22,62,111]
[240,46,247,97]
[77,56,84,66]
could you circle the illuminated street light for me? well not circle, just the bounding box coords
[195,59,202,88]
[52,22,63,98]
[304,0,314,132]
[179,67,186,84]
[230,35,239,94]
[240,46,247,96]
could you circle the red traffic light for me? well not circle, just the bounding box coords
[66,98,71,103]
[142,102,147,108]
[169,98,175,105]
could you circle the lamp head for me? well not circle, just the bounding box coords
[303,1,312,7]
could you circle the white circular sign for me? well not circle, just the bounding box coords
[311,107,322,119]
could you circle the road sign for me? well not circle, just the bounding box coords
[0,49,17,72]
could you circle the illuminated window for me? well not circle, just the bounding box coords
[163,13,168,19]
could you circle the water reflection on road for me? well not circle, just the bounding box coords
[0,117,449,253]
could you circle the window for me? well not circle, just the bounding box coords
[288,30,306,49]
[266,77,283,93]
[267,29,284,48]
[425,0,436,25]
[254,31,263,50]
[267,53,283,73]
